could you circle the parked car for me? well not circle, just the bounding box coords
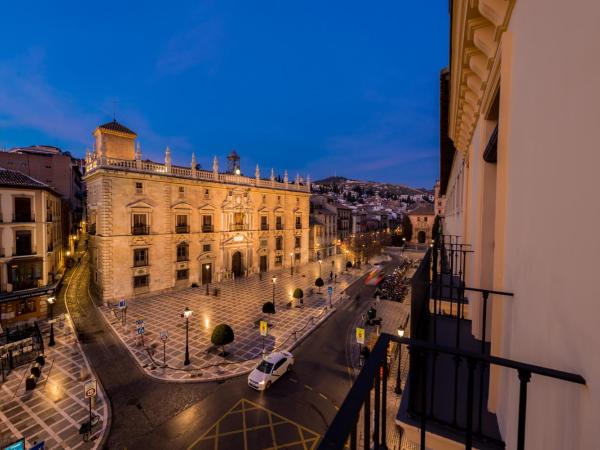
[248,351,295,390]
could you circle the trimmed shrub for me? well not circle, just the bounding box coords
[315,277,324,293]
[262,301,275,315]
[211,324,235,356]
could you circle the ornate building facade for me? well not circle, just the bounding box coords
[85,120,310,302]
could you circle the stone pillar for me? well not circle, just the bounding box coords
[191,152,197,178]
[213,156,219,181]
[165,146,172,173]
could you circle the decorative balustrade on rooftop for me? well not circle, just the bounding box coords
[85,154,310,192]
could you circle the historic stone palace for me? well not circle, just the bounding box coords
[85,120,310,301]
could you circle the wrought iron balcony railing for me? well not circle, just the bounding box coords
[202,224,214,233]
[13,212,35,223]
[261,223,269,231]
[276,223,283,230]
[132,225,150,235]
[318,334,585,450]
[175,224,190,234]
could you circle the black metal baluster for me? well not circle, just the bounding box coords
[478,291,490,435]
[429,350,438,418]
[517,369,532,450]
[465,358,477,450]
[420,349,428,450]
[381,361,388,450]
[364,382,371,450]
[350,418,357,450]
[374,364,380,449]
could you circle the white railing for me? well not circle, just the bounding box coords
[85,154,310,192]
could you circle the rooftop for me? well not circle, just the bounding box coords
[0,168,53,191]
[96,119,137,137]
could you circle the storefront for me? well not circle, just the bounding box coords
[0,288,54,327]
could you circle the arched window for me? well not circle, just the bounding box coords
[176,242,189,262]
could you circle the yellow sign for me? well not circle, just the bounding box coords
[260,320,268,337]
[356,327,365,344]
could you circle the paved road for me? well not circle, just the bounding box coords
[60,243,403,449]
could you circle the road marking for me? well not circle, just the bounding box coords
[319,393,328,400]
[304,384,313,390]
[289,378,298,383]
[187,398,320,450]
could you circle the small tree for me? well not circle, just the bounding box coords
[315,277,324,293]
[211,324,234,357]
[293,288,304,306]
[262,301,275,317]
[346,261,352,271]
[401,214,413,242]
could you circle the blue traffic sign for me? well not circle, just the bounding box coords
[29,442,45,450]
[2,439,24,450]
[327,286,333,295]
[137,327,145,335]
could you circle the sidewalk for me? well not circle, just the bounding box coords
[0,316,109,450]
[97,255,381,382]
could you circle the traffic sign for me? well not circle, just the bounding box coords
[137,327,145,335]
[327,286,333,296]
[259,320,268,337]
[84,379,97,399]
[29,442,45,450]
[2,438,24,450]
[160,331,168,341]
[356,327,365,344]
[118,299,127,309]
[135,318,143,325]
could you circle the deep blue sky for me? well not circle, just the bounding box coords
[0,1,448,187]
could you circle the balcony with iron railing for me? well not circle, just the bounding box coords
[88,223,96,235]
[231,224,246,231]
[319,238,587,450]
[13,212,35,223]
[261,223,269,231]
[202,224,214,233]
[175,224,190,234]
[276,223,283,230]
[132,225,150,235]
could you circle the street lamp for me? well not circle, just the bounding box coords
[318,259,322,277]
[47,296,56,347]
[182,307,192,366]
[205,264,210,295]
[271,277,277,310]
[290,252,294,275]
[395,326,405,394]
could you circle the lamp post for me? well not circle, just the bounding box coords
[271,277,277,309]
[290,253,294,275]
[182,307,192,366]
[402,237,406,255]
[205,264,210,295]
[318,259,322,277]
[47,296,55,347]
[395,326,405,394]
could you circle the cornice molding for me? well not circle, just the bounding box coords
[449,0,515,155]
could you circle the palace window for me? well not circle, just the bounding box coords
[295,236,301,248]
[135,182,143,194]
[132,213,149,235]
[202,243,211,252]
[233,212,245,231]
[176,269,189,280]
[176,243,189,262]
[133,248,148,267]
[276,216,283,230]
[275,255,282,266]
[295,252,300,262]
[134,275,149,288]
[176,215,189,233]
[202,215,213,232]
[260,215,268,230]
[204,189,210,200]
[260,239,268,248]
[178,186,185,197]
[275,236,283,251]
[295,215,302,229]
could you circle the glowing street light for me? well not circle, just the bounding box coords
[47,296,56,346]
[182,307,193,366]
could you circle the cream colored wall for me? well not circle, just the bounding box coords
[445,1,600,448]
[87,169,310,301]
[491,1,600,448]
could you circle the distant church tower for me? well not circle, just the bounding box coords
[227,150,241,175]
[93,119,137,160]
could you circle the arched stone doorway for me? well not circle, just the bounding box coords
[232,251,243,277]
[417,231,426,244]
